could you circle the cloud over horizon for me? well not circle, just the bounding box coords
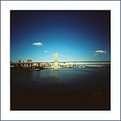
[32,42,43,47]
[94,50,106,56]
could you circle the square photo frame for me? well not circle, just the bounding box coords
[1,1,120,120]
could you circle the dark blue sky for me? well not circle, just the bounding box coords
[11,10,110,62]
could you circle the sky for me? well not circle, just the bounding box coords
[10,10,110,62]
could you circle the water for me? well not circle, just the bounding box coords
[11,68,110,110]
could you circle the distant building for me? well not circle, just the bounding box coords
[27,59,32,62]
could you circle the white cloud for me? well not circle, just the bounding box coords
[94,50,106,56]
[32,42,43,47]
[44,50,48,53]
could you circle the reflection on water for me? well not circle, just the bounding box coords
[11,68,110,90]
[54,70,58,78]
[53,70,59,83]
[11,68,110,110]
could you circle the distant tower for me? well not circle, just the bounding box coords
[54,52,58,71]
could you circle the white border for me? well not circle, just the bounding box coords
[1,1,120,120]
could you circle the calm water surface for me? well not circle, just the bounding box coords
[11,68,110,110]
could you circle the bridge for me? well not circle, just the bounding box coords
[11,52,110,70]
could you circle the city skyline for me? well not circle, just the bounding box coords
[10,10,110,62]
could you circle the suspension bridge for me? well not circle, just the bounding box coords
[11,52,110,70]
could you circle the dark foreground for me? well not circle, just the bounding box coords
[11,67,110,110]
